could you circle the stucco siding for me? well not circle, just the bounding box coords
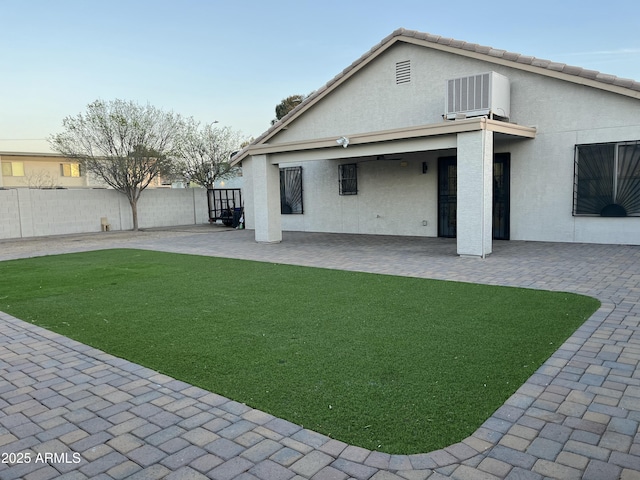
[272,43,640,147]
[272,43,449,143]
[508,133,578,242]
[244,39,640,245]
[574,217,640,244]
[275,152,439,237]
[241,161,256,231]
[509,123,640,244]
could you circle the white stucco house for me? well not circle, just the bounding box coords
[231,28,640,257]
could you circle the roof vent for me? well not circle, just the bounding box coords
[396,60,411,84]
[445,72,510,120]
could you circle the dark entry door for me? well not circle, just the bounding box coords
[437,157,457,238]
[437,154,510,240]
[492,153,510,240]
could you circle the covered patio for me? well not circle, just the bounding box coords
[242,117,536,258]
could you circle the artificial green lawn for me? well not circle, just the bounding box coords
[0,249,599,454]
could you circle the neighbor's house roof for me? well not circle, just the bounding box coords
[0,151,66,158]
[231,28,640,165]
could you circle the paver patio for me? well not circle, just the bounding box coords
[1,227,639,479]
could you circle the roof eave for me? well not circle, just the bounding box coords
[400,36,640,101]
[0,151,66,157]
[229,28,639,166]
[243,118,536,158]
[229,33,407,166]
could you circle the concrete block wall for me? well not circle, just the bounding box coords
[137,189,209,229]
[0,190,22,239]
[18,189,125,237]
[0,188,211,240]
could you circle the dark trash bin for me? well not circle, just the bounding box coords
[221,209,233,227]
[232,208,243,228]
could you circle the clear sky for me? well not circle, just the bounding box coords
[2,0,639,152]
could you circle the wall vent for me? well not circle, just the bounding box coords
[445,71,510,120]
[396,60,411,84]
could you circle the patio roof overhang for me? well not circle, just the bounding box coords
[242,117,536,164]
[246,117,536,256]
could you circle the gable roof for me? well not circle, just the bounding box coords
[232,28,640,164]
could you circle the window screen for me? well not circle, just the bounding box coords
[574,141,640,216]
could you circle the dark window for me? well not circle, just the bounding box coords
[574,141,640,216]
[339,163,357,195]
[280,166,303,214]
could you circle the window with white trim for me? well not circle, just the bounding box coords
[574,141,640,216]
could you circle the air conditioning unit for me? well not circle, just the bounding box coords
[445,72,510,120]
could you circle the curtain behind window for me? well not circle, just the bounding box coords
[617,142,640,215]
[280,167,303,214]
[575,144,615,215]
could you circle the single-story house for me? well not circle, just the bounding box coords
[231,28,640,257]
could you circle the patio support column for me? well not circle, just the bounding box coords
[251,154,282,243]
[456,128,493,257]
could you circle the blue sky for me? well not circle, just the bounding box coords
[2,0,639,152]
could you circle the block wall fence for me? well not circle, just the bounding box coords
[0,188,210,239]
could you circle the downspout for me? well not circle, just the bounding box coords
[481,117,487,259]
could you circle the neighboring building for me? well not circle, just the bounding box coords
[0,151,199,190]
[231,28,640,257]
[0,151,90,189]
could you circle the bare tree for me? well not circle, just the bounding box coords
[49,99,183,230]
[173,119,247,189]
[23,170,58,189]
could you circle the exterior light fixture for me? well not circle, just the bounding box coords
[336,136,350,148]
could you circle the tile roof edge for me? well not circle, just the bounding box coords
[396,28,640,92]
[231,28,640,164]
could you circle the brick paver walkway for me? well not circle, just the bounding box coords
[1,227,639,479]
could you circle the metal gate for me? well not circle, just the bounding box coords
[437,154,510,240]
[207,188,243,226]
